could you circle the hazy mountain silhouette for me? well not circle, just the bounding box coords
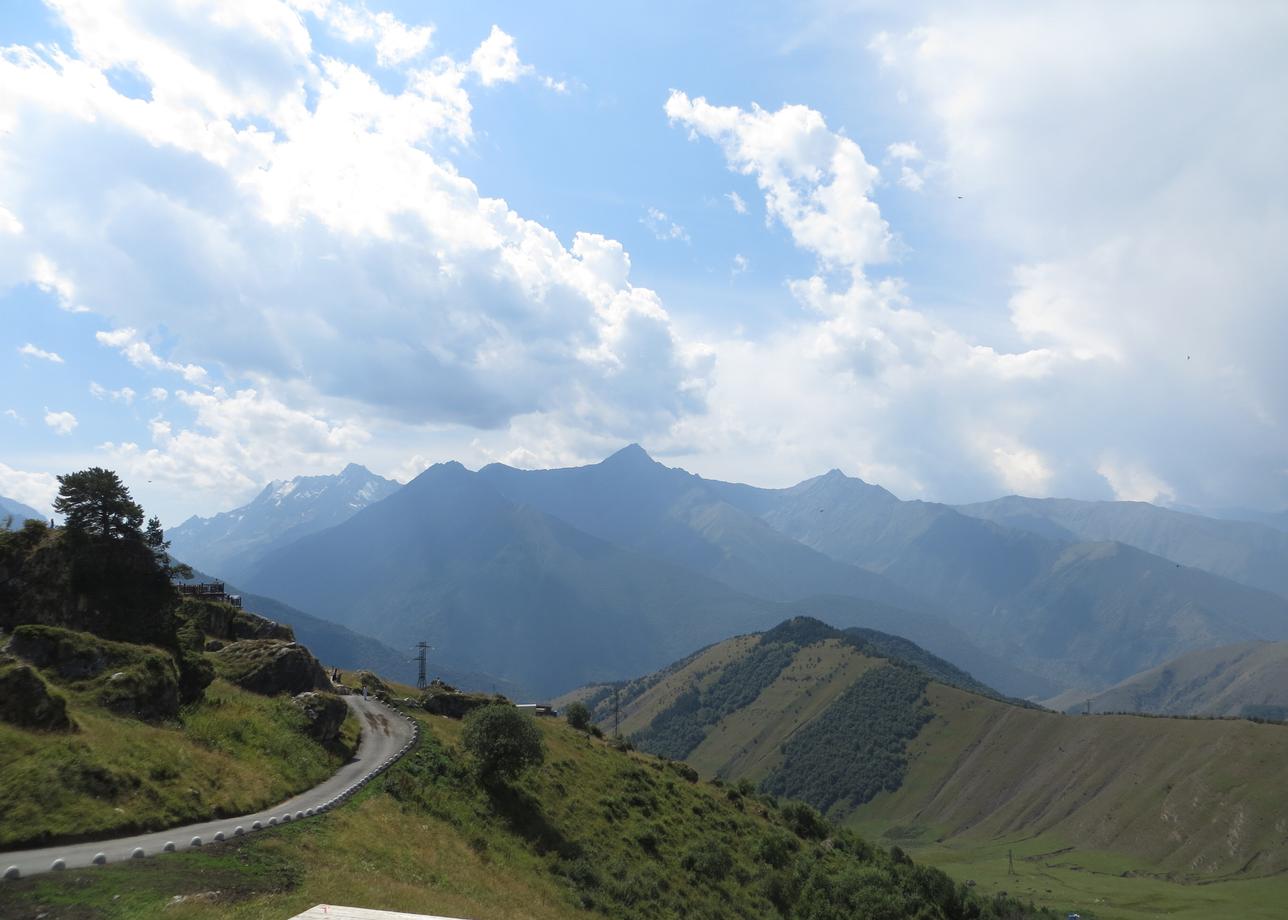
[1,494,45,527]
[708,468,1288,691]
[239,460,1043,698]
[168,463,399,581]
[959,495,1288,597]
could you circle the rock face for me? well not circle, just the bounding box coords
[8,624,181,720]
[180,598,295,642]
[292,691,348,742]
[423,682,505,719]
[0,664,73,730]
[9,624,120,680]
[213,640,329,696]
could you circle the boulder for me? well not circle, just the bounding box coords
[9,624,117,680]
[0,664,73,731]
[7,625,182,721]
[423,686,504,719]
[292,691,348,743]
[96,655,181,721]
[354,669,392,701]
[213,640,329,696]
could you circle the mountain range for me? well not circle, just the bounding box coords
[167,464,399,582]
[167,446,1288,700]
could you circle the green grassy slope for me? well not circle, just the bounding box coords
[604,618,1288,917]
[0,677,357,849]
[0,705,1051,920]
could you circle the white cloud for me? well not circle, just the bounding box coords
[18,343,64,364]
[95,329,209,384]
[726,190,748,214]
[319,2,434,67]
[731,253,749,276]
[4,409,24,424]
[0,3,696,490]
[885,141,926,191]
[104,385,370,496]
[0,462,57,513]
[1098,458,1176,504]
[468,25,530,86]
[89,381,136,403]
[642,207,689,242]
[0,206,23,235]
[149,387,168,401]
[43,409,78,435]
[666,91,891,274]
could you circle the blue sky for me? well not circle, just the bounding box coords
[2,0,1285,524]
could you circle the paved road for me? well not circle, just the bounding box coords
[2,696,418,881]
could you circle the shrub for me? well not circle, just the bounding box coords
[565,700,592,732]
[461,703,546,783]
[780,801,830,840]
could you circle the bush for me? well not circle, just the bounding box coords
[565,700,592,732]
[780,801,830,840]
[462,703,546,783]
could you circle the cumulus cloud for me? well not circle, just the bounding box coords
[666,91,891,274]
[19,343,64,364]
[0,462,57,513]
[43,409,78,435]
[726,191,748,214]
[103,385,370,496]
[0,2,699,495]
[317,1,434,67]
[863,2,1288,506]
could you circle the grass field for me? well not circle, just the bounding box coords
[0,678,357,849]
[847,826,1288,920]
[0,704,1053,920]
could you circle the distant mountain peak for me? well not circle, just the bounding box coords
[601,442,656,466]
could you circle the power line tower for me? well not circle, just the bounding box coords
[415,642,433,690]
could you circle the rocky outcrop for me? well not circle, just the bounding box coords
[7,624,181,720]
[354,669,391,701]
[423,681,505,719]
[213,640,329,696]
[180,598,294,642]
[9,624,124,680]
[0,664,73,731]
[292,691,348,742]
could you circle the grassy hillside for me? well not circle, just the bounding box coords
[0,703,1050,920]
[605,619,1288,917]
[1061,639,1288,717]
[588,618,1008,795]
[0,676,357,849]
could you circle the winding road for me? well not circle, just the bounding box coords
[2,695,418,881]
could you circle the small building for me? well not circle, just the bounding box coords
[515,703,557,717]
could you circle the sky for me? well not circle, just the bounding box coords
[2,0,1286,525]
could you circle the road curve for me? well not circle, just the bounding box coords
[2,696,418,881]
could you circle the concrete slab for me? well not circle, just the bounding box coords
[289,907,470,920]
